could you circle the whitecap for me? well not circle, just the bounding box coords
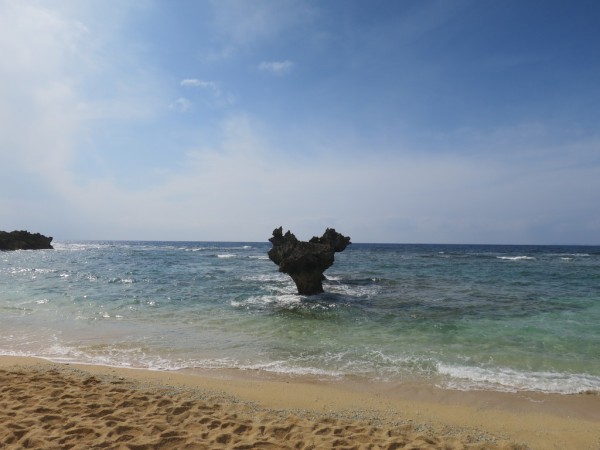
[326,282,379,297]
[497,256,535,261]
[53,242,107,251]
[8,268,33,275]
[326,275,343,281]
[240,273,289,283]
[231,294,301,309]
[108,277,135,284]
[217,254,236,258]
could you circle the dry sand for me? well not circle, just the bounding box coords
[1,356,599,449]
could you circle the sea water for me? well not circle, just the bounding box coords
[1,241,599,394]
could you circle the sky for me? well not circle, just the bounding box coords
[1,0,599,244]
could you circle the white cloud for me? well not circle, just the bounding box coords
[213,0,291,41]
[179,78,236,107]
[181,78,202,86]
[169,97,192,112]
[35,109,597,243]
[208,0,316,58]
[258,60,294,75]
[2,2,598,244]
[0,3,83,177]
[180,79,220,94]
[0,1,169,233]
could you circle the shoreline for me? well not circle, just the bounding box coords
[1,356,599,449]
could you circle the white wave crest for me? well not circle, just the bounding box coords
[437,363,600,394]
[236,360,343,377]
[231,294,301,309]
[240,273,289,283]
[497,256,535,261]
[53,242,108,251]
[177,357,344,377]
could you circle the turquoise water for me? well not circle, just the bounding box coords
[1,241,599,394]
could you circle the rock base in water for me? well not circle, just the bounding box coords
[0,230,54,251]
[268,227,351,295]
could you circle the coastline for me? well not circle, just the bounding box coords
[1,356,598,449]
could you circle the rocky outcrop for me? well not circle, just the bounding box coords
[0,230,53,251]
[268,227,351,295]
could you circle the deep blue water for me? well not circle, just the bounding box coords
[1,241,599,393]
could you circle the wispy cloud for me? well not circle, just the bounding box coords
[210,0,316,56]
[0,1,171,232]
[169,97,192,112]
[0,1,92,205]
[179,78,235,108]
[63,112,599,243]
[3,1,599,244]
[258,60,294,75]
[180,78,203,87]
[180,78,221,94]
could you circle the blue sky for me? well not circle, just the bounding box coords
[1,0,599,244]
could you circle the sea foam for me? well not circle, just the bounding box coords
[497,256,535,261]
[437,363,600,394]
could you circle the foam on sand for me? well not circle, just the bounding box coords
[1,356,600,449]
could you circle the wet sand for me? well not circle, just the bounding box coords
[1,356,599,449]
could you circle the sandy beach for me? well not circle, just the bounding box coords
[1,356,599,449]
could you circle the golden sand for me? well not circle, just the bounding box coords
[1,356,598,449]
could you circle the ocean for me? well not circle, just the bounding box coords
[1,241,599,394]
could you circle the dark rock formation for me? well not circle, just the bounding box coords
[268,227,351,295]
[0,230,53,251]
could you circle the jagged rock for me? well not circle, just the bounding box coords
[0,230,53,251]
[268,227,351,295]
